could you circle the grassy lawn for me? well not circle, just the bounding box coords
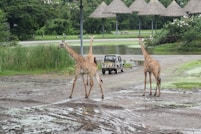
[34,30,160,40]
[163,60,201,90]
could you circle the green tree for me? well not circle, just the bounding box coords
[0,0,56,40]
[0,10,10,43]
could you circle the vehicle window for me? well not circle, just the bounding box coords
[105,56,116,62]
[118,56,121,62]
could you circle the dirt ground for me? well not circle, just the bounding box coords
[0,55,201,134]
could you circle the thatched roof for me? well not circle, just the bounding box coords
[163,0,187,17]
[138,0,166,16]
[104,0,132,14]
[184,0,199,13]
[89,2,116,18]
[190,1,201,14]
[129,0,147,12]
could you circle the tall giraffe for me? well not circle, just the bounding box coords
[85,35,96,85]
[58,40,104,99]
[139,38,161,97]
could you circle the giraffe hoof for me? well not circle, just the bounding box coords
[101,95,104,99]
[85,96,88,99]
[142,94,145,96]
[69,96,72,98]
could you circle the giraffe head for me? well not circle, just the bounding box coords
[139,37,143,45]
[90,35,95,42]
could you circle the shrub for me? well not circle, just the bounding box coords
[146,15,201,50]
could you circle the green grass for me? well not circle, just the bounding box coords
[177,60,201,74]
[69,41,140,47]
[34,30,160,40]
[173,82,201,90]
[0,45,75,76]
[163,60,201,90]
[153,42,201,54]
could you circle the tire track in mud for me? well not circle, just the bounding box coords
[0,92,187,134]
[0,98,139,133]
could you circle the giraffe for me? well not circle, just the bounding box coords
[58,40,104,99]
[139,38,161,97]
[85,35,96,85]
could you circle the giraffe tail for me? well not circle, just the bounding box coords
[95,72,103,83]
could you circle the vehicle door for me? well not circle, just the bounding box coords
[117,56,121,69]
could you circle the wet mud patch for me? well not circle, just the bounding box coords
[0,101,144,133]
[0,98,42,103]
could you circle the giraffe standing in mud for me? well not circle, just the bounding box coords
[85,35,97,85]
[58,40,104,99]
[139,38,161,97]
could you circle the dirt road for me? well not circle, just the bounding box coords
[0,55,201,134]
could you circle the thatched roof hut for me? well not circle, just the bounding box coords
[129,0,147,12]
[163,0,187,17]
[138,0,166,16]
[89,2,116,18]
[104,0,132,14]
[190,1,201,14]
[184,0,199,13]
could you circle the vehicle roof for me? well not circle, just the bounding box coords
[104,54,121,57]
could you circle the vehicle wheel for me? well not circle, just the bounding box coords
[102,69,105,75]
[115,69,117,74]
[109,70,112,74]
[121,68,124,72]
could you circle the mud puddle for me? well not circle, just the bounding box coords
[1,87,201,134]
[0,97,146,134]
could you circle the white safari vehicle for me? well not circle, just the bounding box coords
[101,55,124,74]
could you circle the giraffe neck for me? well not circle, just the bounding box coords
[140,44,151,61]
[88,37,93,54]
[64,44,84,62]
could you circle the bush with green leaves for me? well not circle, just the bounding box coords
[146,16,201,50]
[182,16,201,47]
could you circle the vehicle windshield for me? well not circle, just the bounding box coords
[104,55,116,62]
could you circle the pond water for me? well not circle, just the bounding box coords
[73,45,148,55]
[72,45,201,55]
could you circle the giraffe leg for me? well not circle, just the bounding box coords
[157,78,161,97]
[96,73,104,99]
[87,76,94,98]
[82,74,88,98]
[154,80,158,96]
[69,75,78,98]
[158,84,161,97]
[86,74,89,86]
[143,72,147,96]
[154,86,157,96]
[149,72,152,96]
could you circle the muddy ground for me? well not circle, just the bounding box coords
[0,55,201,134]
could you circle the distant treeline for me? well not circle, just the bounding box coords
[0,0,189,41]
